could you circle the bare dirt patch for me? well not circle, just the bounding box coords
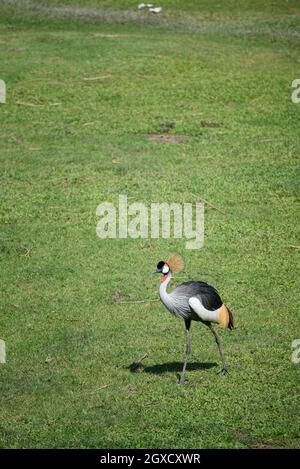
[200,120,222,128]
[147,134,192,144]
[111,290,125,301]
[159,121,175,133]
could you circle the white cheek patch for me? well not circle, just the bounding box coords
[162,264,169,274]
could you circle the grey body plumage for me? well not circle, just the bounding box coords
[159,273,223,320]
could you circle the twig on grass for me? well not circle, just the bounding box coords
[129,353,148,372]
[190,193,227,215]
[15,101,42,107]
[83,75,111,81]
[117,299,159,304]
[87,384,111,394]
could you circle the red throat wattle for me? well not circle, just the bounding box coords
[162,274,168,283]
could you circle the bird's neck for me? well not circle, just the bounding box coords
[159,271,174,312]
[159,271,172,299]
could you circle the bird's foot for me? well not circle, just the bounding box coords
[217,367,228,377]
[178,374,186,385]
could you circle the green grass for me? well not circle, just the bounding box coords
[0,0,299,449]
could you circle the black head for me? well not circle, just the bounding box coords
[155,260,170,274]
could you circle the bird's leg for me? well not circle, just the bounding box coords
[179,319,191,385]
[207,324,228,376]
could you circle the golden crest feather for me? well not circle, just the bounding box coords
[166,253,184,274]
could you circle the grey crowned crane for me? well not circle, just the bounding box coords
[155,254,234,385]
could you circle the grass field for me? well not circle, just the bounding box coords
[0,0,300,449]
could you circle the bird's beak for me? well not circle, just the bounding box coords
[153,269,160,274]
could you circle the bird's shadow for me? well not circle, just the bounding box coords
[128,361,217,374]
